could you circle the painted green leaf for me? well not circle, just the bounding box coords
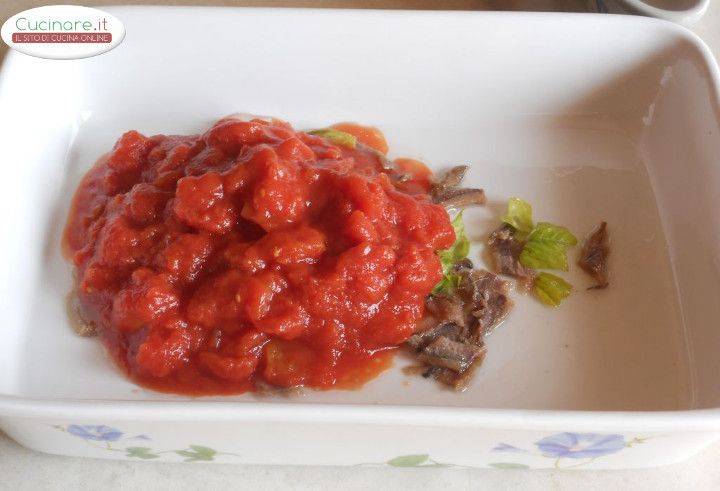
[488,462,530,469]
[387,454,430,467]
[307,128,357,148]
[176,445,217,462]
[126,447,160,460]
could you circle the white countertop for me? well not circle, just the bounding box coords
[2,2,720,489]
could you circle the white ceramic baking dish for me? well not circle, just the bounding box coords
[1,7,719,469]
[600,0,710,26]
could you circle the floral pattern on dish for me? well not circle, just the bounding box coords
[52,424,234,462]
[535,432,626,459]
[67,425,124,442]
[489,432,650,469]
[52,424,650,467]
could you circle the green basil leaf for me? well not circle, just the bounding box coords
[526,222,577,247]
[307,128,357,148]
[533,272,573,306]
[520,241,568,271]
[433,212,469,294]
[444,212,470,263]
[501,198,534,237]
[520,222,577,271]
[433,272,462,294]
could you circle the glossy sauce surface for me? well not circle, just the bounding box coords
[63,117,453,395]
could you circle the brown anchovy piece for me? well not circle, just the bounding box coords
[253,379,305,397]
[405,165,509,391]
[406,321,465,350]
[453,258,474,272]
[434,188,487,208]
[430,165,486,208]
[447,348,486,391]
[578,221,610,289]
[458,269,513,339]
[67,292,96,337]
[424,294,466,329]
[431,165,468,195]
[408,268,511,391]
[357,142,394,170]
[418,336,485,373]
[487,224,536,289]
[413,346,487,391]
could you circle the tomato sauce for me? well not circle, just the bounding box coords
[63,117,454,395]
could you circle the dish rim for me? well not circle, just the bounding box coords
[618,0,710,26]
[1,7,720,430]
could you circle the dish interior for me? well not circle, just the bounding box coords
[1,9,718,411]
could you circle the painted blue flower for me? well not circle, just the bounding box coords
[67,425,123,442]
[535,432,625,459]
[492,443,526,453]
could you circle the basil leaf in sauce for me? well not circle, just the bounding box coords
[307,128,357,148]
[433,212,469,294]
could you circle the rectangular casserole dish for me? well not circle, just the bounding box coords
[1,7,719,468]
